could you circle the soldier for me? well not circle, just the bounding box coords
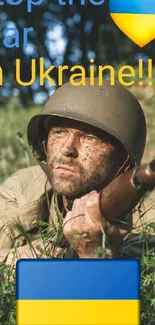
[0,79,154,264]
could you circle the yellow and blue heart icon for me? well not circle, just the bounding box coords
[109,0,155,47]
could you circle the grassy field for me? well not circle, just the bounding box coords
[0,104,40,183]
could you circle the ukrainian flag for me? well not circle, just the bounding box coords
[16,260,140,325]
[109,0,155,47]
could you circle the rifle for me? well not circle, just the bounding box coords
[100,159,155,222]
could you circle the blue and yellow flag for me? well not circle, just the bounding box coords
[16,260,140,325]
[109,0,155,47]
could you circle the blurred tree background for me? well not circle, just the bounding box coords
[0,0,155,106]
[0,0,155,181]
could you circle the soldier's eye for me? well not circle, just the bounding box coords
[55,131,63,134]
[54,129,66,135]
[85,135,96,141]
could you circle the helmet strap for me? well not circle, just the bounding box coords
[114,155,133,179]
[41,140,47,155]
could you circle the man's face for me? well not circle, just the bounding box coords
[46,118,127,199]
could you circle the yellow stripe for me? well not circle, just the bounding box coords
[17,300,140,325]
[111,14,155,47]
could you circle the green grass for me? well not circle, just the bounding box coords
[0,263,15,325]
[141,253,155,325]
[0,105,40,183]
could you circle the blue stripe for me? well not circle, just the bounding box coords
[16,260,140,300]
[109,0,155,15]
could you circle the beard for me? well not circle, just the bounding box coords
[47,153,117,199]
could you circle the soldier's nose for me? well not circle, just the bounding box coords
[61,134,78,158]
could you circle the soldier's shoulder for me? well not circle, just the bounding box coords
[13,165,42,176]
[0,165,49,205]
[3,165,43,182]
[2,165,47,191]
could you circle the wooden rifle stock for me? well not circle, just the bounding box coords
[99,159,155,222]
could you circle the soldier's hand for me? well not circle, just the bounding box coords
[63,190,108,258]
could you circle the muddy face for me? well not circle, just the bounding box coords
[46,118,127,199]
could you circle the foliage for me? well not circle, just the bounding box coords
[141,253,155,325]
[0,104,40,183]
[0,262,16,325]
[1,0,155,105]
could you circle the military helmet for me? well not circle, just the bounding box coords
[27,78,147,166]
